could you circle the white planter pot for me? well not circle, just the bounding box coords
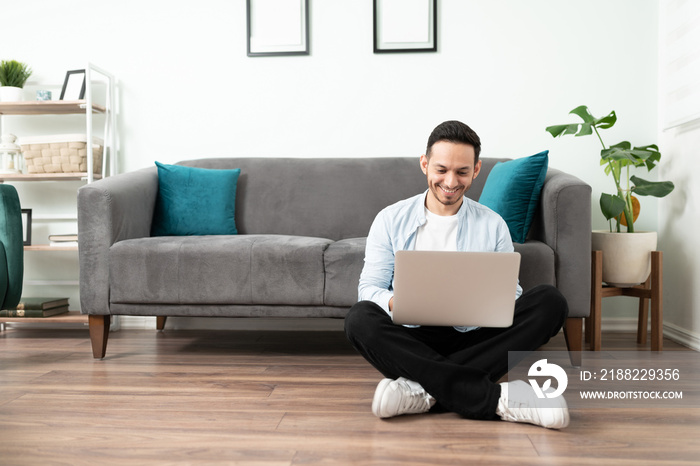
[591,230,657,287]
[0,86,24,102]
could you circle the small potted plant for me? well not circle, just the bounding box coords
[0,60,33,102]
[546,105,674,286]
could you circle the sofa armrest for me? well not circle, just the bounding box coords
[77,167,159,315]
[529,168,592,319]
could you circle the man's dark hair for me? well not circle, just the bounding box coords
[426,120,481,162]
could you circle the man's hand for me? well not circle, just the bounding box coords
[389,297,394,312]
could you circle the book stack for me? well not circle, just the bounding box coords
[0,297,70,317]
[49,234,78,247]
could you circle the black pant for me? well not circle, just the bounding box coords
[344,284,568,420]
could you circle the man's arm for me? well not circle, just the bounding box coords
[494,217,523,299]
[357,211,396,316]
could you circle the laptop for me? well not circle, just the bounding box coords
[392,250,521,327]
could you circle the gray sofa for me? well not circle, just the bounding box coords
[78,157,591,359]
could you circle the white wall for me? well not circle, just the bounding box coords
[659,121,700,349]
[658,0,700,349]
[4,0,676,333]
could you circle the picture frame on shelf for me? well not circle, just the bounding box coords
[247,0,309,56]
[21,209,31,246]
[59,69,86,100]
[373,0,437,53]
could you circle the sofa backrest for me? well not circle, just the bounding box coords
[178,157,509,241]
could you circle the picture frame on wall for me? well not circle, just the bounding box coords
[21,209,31,246]
[59,69,86,100]
[374,0,437,53]
[247,0,310,57]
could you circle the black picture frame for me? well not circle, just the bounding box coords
[59,69,86,100]
[373,0,437,53]
[21,209,31,246]
[247,0,310,56]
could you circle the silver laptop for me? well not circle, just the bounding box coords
[392,250,521,327]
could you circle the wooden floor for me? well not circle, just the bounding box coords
[0,324,698,465]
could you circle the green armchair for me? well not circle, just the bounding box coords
[0,184,24,310]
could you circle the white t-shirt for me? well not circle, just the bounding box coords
[415,207,458,251]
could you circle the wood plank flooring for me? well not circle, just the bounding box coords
[0,324,698,465]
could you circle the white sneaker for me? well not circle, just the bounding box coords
[496,380,570,429]
[372,377,436,418]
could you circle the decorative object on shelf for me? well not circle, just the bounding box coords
[373,0,437,53]
[0,296,70,317]
[0,306,68,317]
[48,233,78,242]
[59,69,86,100]
[49,233,79,248]
[0,134,23,174]
[0,59,32,102]
[546,105,675,286]
[36,90,52,101]
[21,209,31,246]
[247,0,309,56]
[18,134,103,174]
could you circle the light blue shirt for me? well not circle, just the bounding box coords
[357,190,522,332]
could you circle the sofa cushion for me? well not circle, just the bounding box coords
[478,151,548,244]
[151,162,241,236]
[513,240,555,292]
[324,237,366,307]
[249,235,332,305]
[109,235,332,306]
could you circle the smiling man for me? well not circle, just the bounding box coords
[421,138,480,215]
[344,120,570,429]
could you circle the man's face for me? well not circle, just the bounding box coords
[420,141,481,216]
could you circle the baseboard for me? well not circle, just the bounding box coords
[123,316,643,332]
[118,315,154,330]
[118,315,346,331]
[601,317,700,351]
[118,315,700,351]
[663,321,700,351]
[600,317,641,333]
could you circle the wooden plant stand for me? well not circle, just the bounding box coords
[586,250,663,351]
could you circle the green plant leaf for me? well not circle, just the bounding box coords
[631,176,675,198]
[569,105,596,123]
[545,124,578,138]
[545,106,617,139]
[595,110,617,129]
[601,142,659,169]
[633,144,661,170]
[600,193,626,220]
[0,60,32,88]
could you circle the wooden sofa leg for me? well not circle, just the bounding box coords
[89,315,111,359]
[156,316,168,331]
[564,317,583,367]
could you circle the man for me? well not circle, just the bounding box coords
[344,120,569,429]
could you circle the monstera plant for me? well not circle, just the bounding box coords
[546,105,674,233]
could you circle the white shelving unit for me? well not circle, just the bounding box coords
[0,64,117,325]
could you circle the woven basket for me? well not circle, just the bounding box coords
[19,134,103,174]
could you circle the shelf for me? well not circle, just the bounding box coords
[0,173,101,182]
[0,100,106,115]
[0,66,115,336]
[0,310,87,324]
[24,280,80,286]
[25,245,78,251]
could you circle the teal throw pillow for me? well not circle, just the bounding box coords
[478,151,549,244]
[151,162,241,236]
